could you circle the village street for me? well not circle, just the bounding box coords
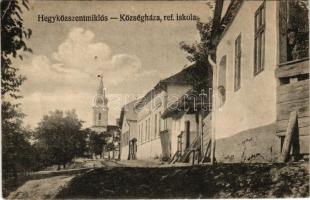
[2,0,309,199]
[7,159,309,199]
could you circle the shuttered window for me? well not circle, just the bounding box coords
[145,120,147,142]
[235,34,242,91]
[154,114,157,138]
[254,2,265,75]
[159,111,161,135]
[148,118,151,141]
[139,124,142,143]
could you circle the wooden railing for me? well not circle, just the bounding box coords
[179,136,201,163]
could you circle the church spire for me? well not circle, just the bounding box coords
[92,74,108,134]
[97,74,104,96]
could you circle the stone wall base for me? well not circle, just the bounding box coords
[215,123,280,163]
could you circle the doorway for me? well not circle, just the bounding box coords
[128,138,137,160]
[185,121,190,149]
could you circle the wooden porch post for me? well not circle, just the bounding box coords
[200,110,204,161]
[280,111,298,162]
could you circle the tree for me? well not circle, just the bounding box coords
[179,17,214,93]
[88,130,111,159]
[82,128,103,157]
[90,132,105,157]
[180,19,212,64]
[1,0,33,194]
[180,2,214,61]
[2,102,38,196]
[35,110,85,170]
[1,0,32,98]
[179,3,215,161]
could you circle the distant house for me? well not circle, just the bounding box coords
[209,0,309,162]
[104,125,121,159]
[119,100,138,160]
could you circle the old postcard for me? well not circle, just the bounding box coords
[1,0,309,199]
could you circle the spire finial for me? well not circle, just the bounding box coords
[97,74,103,80]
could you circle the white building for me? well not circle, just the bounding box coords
[210,0,309,162]
[119,100,138,160]
[133,64,206,160]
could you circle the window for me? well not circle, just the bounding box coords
[139,124,141,143]
[159,111,161,134]
[218,55,227,106]
[141,123,144,142]
[98,113,101,120]
[145,120,147,141]
[254,2,265,75]
[154,114,157,138]
[148,118,151,141]
[235,34,242,91]
[279,0,309,63]
[127,133,129,145]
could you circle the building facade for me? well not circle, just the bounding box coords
[132,64,206,160]
[210,0,309,162]
[135,84,192,160]
[119,100,138,160]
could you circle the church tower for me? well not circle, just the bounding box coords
[92,75,108,133]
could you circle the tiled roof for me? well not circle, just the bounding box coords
[161,88,211,119]
[160,64,202,84]
[119,99,138,128]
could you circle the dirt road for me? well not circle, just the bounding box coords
[7,175,74,200]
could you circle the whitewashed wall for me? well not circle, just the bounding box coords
[120,116,129,160]
[214,1,278,140]
[136,83,192,160]
[170,114,197,155]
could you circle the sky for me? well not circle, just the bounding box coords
[12,0,214,128]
